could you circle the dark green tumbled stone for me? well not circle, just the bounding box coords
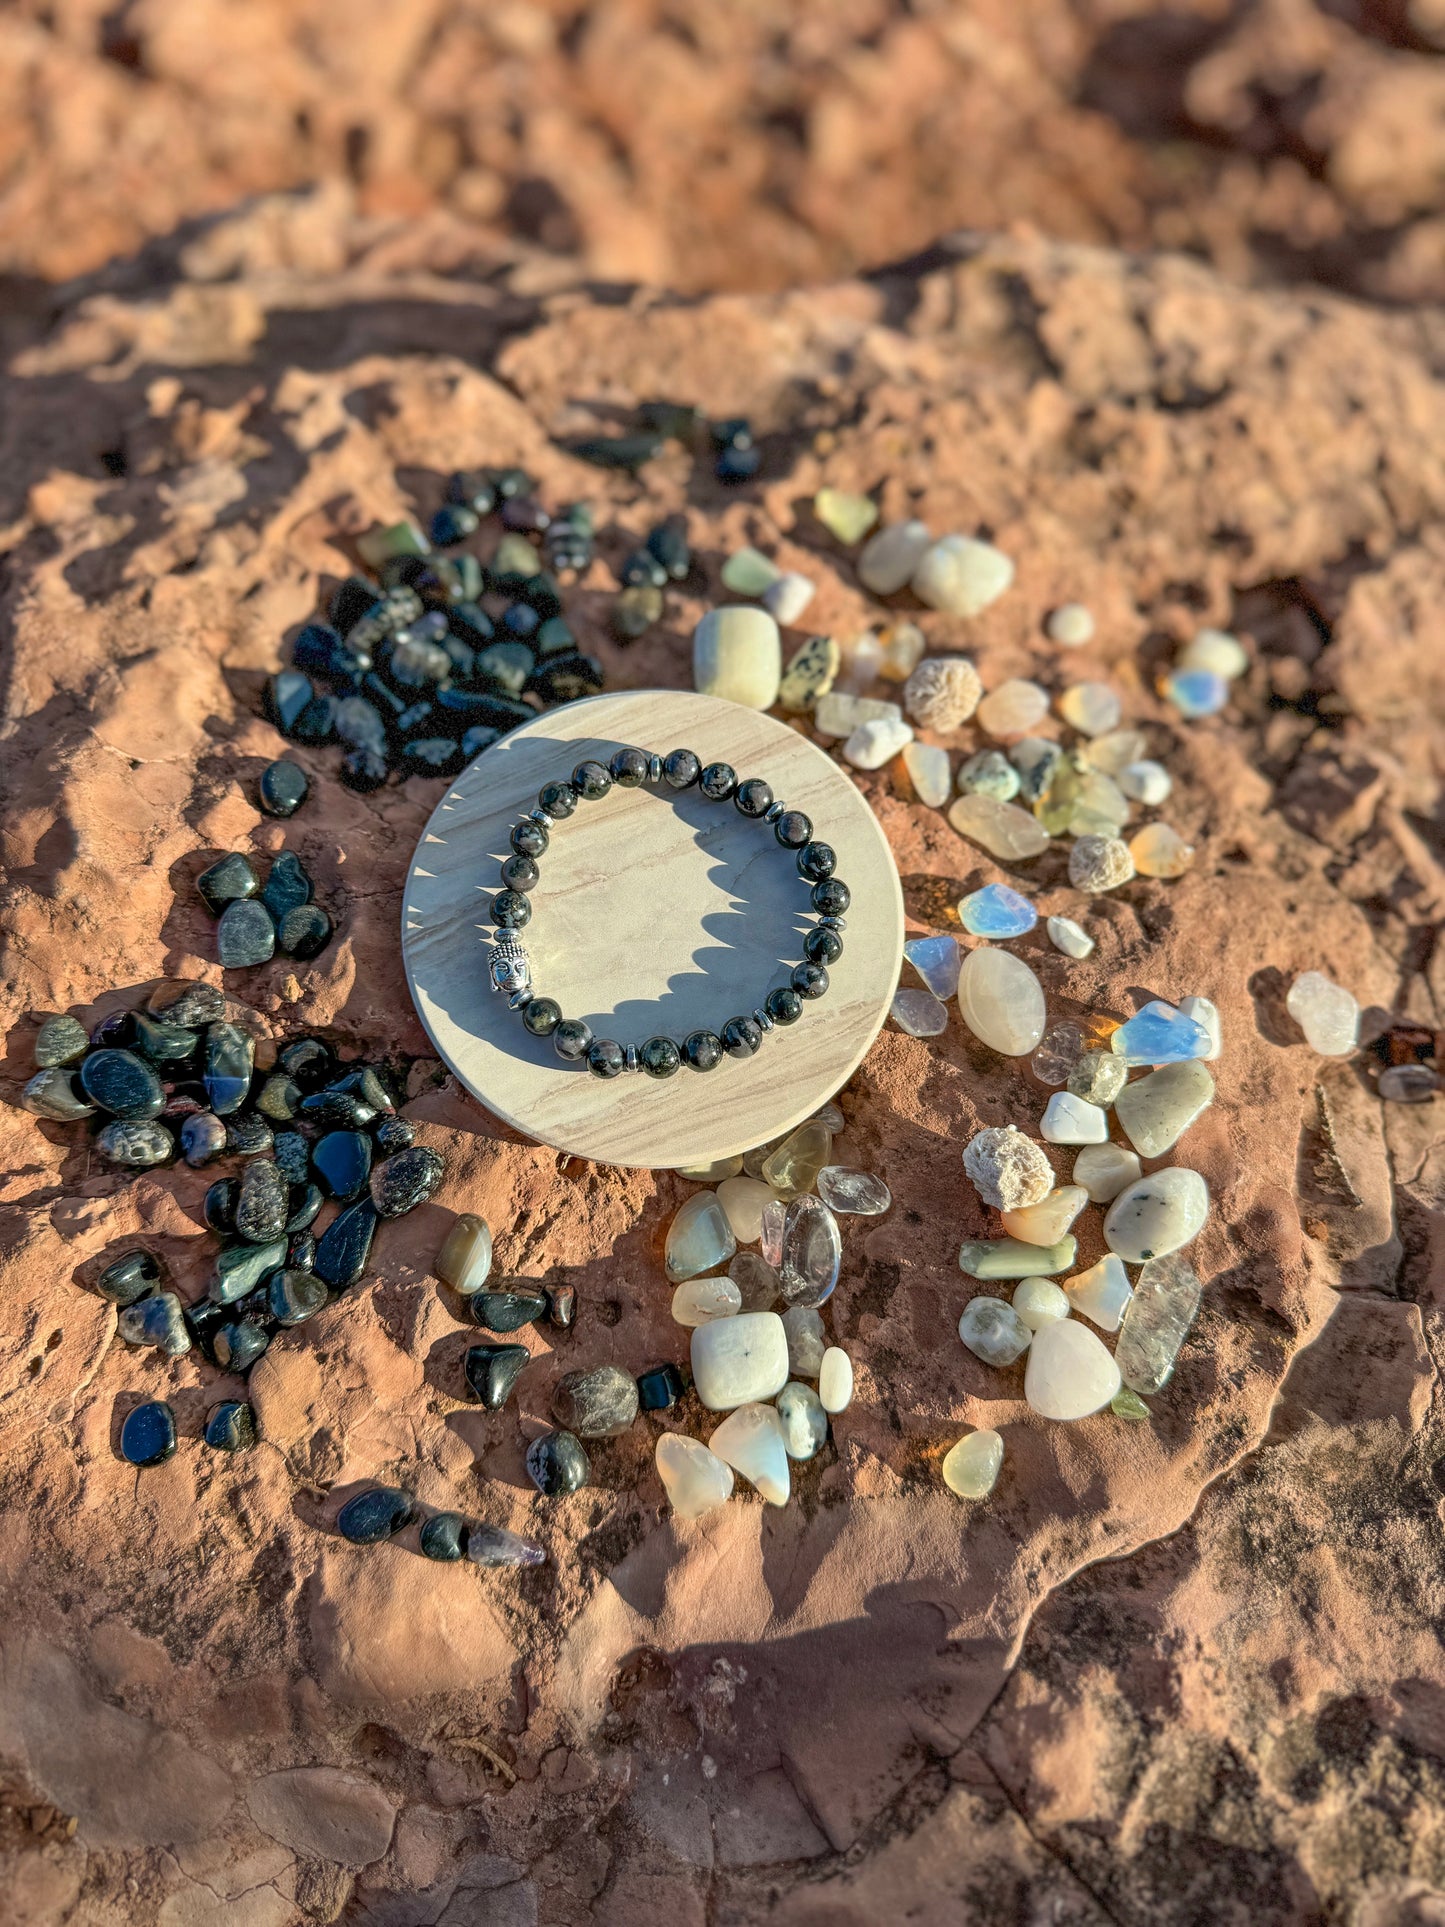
[419,1513,468,1561]
[79,1048,164,1119]
[210,1237,287,1305]
[336,1487,414,1545]
[464,1343,529,1409]
[218,899,276,967]
[213,1317,270,1372]
[278,905,333,959]
[278,1037,332,1088]
[225,1112,273,1156]
[21,1067,95,1120]
[34,1014,89,1068]
[198,852,260,918]
[205,1401,256,1451]
[268,1267,327,1327]
[147,979,226,1028]
[203,1178,240,1233]
[257,1073,302,1121]
[204,1023,253,1116]
[260,851,312,922]
[130,1013,198,1066]
[271,1131,310,1184]
[285,1183,324,1235]
[646,517,691,579]
[96,1120,174,1166]
[96,1248,162,1306]
[259,761,309,818]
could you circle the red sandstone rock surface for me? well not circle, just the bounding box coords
[1,215,1444,1923]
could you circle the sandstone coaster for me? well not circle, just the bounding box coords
[402,690,903,1167]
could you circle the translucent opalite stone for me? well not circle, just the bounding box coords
[1104,1169,1209,1263]
[1178,995,1221,1061]
[959,883,1037,939]
[778,1195,842,1308]
[1001,1184,1087,1247]
[1065,1254,1133,1332]
[958,1235,1076,1279]
[1040,1092,1108,1144]
[720,546,781,595]
[760,1120,833,1199]
[671,1276,743,1326]
[1110,1002,1211,1065]
[1069,770,1130,834]
[1286,971,1359,1055]
[892,988,949,1037]
[1031,1022,1085,1086]
[716,1176,776,1242]
[943,1429,1004,1496]
[1057,682,1121,736]
[818,1347,853,1413]
[817,1166,891,1215]
[958,1296,1032,1365]
[977,679,1049,739]
[665,1192,738,1282]
[729,1250,781,1311]
[1024,1319,1121,1419]
[905,935,962,999]
[1073,1142,1141,1203]
[1130,822,1194,878]
[1012,1277,1069,1329]
[1047,915,1094,959]
[1162,667,1227,718]
[902,740,951,806]
[777,1381,828,1460]
[957,947,1046,1055]
[708,1403,791,1505]
[814,487,879,546]
[1115,1059,1215,1156]
[655,1434,734,1519]
[1114,1254,1201,1393]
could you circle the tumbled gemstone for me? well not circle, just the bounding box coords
[118,1292,190,1356]
[844,715,914,769]
[707,1403,790,1505]
[197,851,260,917]
[764,571,816,627]
[1066,1255,1133,1332]
[1130,822,1194,878]
[665,1192,737,1282]
[1024,1319,1121,1419]
[891,987,949,1037]
[1379,1065,1441,1102]
[1112,1387,1152,1420]
[464,1343,529,1409]
[1068,769,1131,837]
[1067,1050,1128,1108]
[904,934,961,1000]
[1073,1142,1142,1203]
[80,1048,164,1119]
[268,1267,328,1327]
[217,899,276,967]
[902,734,950,805]
[205,1401,256,1451]
[760,1198,785,1268]
[963,1124,1053,1211]
[1178,995,1222,1061]
[818,1346,853,1413]
[97,1249,162,1306]
[468,1523,547,1567]
[912,535,1014,616]
[692,606,781,709]
[977,679,1048,740]
[1111,1003,1210,1067]
[526,1430,590,1496]
[235,1158,290,1242]
[677,1153,744,1181]
[942,1429,1003,1497]
[278,905,332,960]
[226,1112,273,1157]
[1001,1185,1087,1247]
[1162,667,1227,718]
[313,1196,378,1290]
[1047,915,1094,959]
[959,883,1037,939]
[1118,759,1172,805]
[655,1433,734,1518]
[21,1067,95,1120]
[947,793,1051,860]
[1179,628,1248,680]
[816,1166,890,1216]
[958,748,1020,802]
[418,1513,467,1562]
[814,488,879,545]
[213,1316,270,1372]
[470,1285,548,1332]
[1046,603,1095,647]
[34,1014,89,1068]
[671,1275,742,1326]
[210,1236,287,1305]
[337,1487,413,1545]
[552,1365,640,1439]
[958,1295,1032,1366]
[1104,1169,1209,1262]
[1115,1254,1201,1393]
[858,518,931,595]
[777,1382,828,1461]
[204,1023,255,1115]
[691,1311,789,1410]
[713,1176,774,1243]
[778,1196,841,1308]
[260,851,312,923]
[760,1121,832,1199]
[97,1120,175,1167]
[1012,1277,1070,1330]
[957,947,1046,1056]
[1286,971,1359,1055]
[780,1306,825,1377]
[313,1130,372,1201]
[720,546,780,596]
[121,1400,177,1467]
[371,1144,444,1216]
[1030,1022,1085,1087]
[203,1177,240,1233]
[959,1234,1076,1279]
[285,1185,323,1237]
[1041,1092,1108,1144]
[1115,1059,1215,1156]
[777,633,840,710]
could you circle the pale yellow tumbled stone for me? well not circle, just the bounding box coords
[977,678,1050,739]
[671,1275,743,1326]
[878,621,927,682]
[815,487,879,546]
[902,739,951,807]
[947,793,1051,860]
[942,1428,1004,1498]
[1069,771,1130,833]
[655,1433,734,1520]
[1179,627,1248,680]
[1057,682,1121,737]
[1000,1184,1088,1247]
[1130,822,1195,878]
[957,947,1047,1056]
[760,1120,833,1199]
[911,535,1015,616]
[677,1154,745,1181]
[692,606,781,709]
[435,1213,494,1294]
[717,1176,775,1243]
[1011,1277,1070,1330]
[720,547,780,596]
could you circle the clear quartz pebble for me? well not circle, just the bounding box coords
[1073,1142,1142,1203]
[760,1198,785,1267]
[691,1312,790,1410]
[1041,1092,1108,1144]
[776,1381,828,1460]
[708,1403,791,1505]
[1031,1022,1086,1086]
[717,1176,777,1243]
[1058,682,1121,736]
[810,1099,846,1134]
[892,987,949,1037]
[1046,603,1095,647]
[1067,1049,1128,1108]
[1104,1169,1209,1262]
[1024,1319,1121,1419]
[1111,1002,1211,1065]
[1114,1059,1215,1156]
[1070,769,1131,833]
[778,1195,842,1308]
[729,1250,782,1311]
[817,1166,891,1215]
[1115,1254,1201,1393]
[948,793,1052,860]
[958,1295,1033,1365]
[1178,995,1222,1061]
[1047,915,1095,959]
[904,934,962,999]
[781,1305,826,1376]
[902,739,951,806]
[977,679,1049,740]
[1065,1254,1134,1332]
[818,1346,853,1414]
[665,1192,738,1282]
[1130,822,1194,878]
[1001,1184,1088,1247]
[959,883,1037,938]
[957,947,1047,1055]
[958,1235,1076,1279]
[1119,760,1172,805]
[742,1133,787,1179]
[655,1434,734,1519]
[1286,971,1359,1056]
[671,1275,743,1326]
[1012,1277,1070,1329]
[858,519,932,596]
[943,1429,1004,1496]
[760,1121,833,1198]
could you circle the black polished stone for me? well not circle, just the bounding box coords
[89,1010,134,1051]
[491,889,532,930]
[765,985,804,1026]
[510,817,549,858]
[812,878,850,916]
[181,1112,228,1168]
[205,1401,256,1451]
[420,1513,469,1561]
[797,840,836,881]
[538,780,577,818]
[716,443,762,484]
[210,1237,287,1305]
[225,1112,274,1157]
[571,759,611,801]
[470,1286,549,1332]
[121,1401,177,1467]
[399,737,466,780]
[118,1291,189,1354]
[699,761,736,801]
[544,1282,576,1328]
[517,569,564,618]
[337,1487,414,1546]
[286,1227,317,1271]
[640,1036,681,1078]
[260,851,312,922]
[434,687,533,733]
[446,470,498,515]
[267,669,315,734]
[313,1130,372,1200]
[80,1048,164,1119]
[300,1088,377,1129]
[525,1430,589,1496]
[662,748,700,790]
[735,778,773,817]
[804,926,843,966]
[522,998,561,1038]
[475,640,536,696]
[278,905,333,959]
[235,1159,289,1241]
[710,416,753,449]
[217,899,276,967]
[329,575,383,632]
[340,747,389,793]
[197,852,260,918]
[464,1343,529,1409]
[448,600,496,649]
[213,1318,271,1373]
[278,1036,332,1089]
[330,1067,395,1115]
[430,503,478,546]
[646,518,691,579]
[204,1177,241,1234]
[387,634,453,689]
[569,431,663,472]
[291,693,338,745]
[268,1267,328,1327]
[271,1132,310,1185]
[721,1015,762,1058]
[637,1362,687,1412]
[500,853,539,893]
[792,961,830,1000]
[259,761,309,818]
[609,745,649,786]
[775,809,813,849]
[285,1183,324,1234]
[554,1018,593,1062]
[373,1116,415,1155]
[313,1196,378,1290]
[292,620,350,677]
[681,1030,723,1072]
[97,1249,162,1306]
[370,1144,444,1217]
[148,980,226,1028]
[96,1120,175,1167]
[551,1365,638,1439]
[131,1013,199,1067]
[587,1039,625,1079]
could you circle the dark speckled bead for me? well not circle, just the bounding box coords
[803,926,843,966]
[721,1016,762,1058]
[734,778,773,817]
[662,748,700,790]
[491,889,532,929]
[538,781,577,818]
[510,819,549,859]
[765,986,804,1026]
[792,961,829,1000]
[641,1036,681,1078]
[609,746,649,787]
[682,1030,723,1072]
[553,1018,592,1062]
[500,854,539,893]
[699,762,736,801]
[797,840,836,881]
[523,998,562,1037]
[775,809,812,849]
[587,1039,625,1079]
[571,759,611,801]
[812,878,850,917]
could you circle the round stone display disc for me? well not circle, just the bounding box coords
[402,690,902,1169]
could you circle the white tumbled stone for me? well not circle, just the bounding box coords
[818,1347,853,1414]
[1001,1184,1087,1247]
[1046,603,1095,647]
[858,518,931,595]
[1178,995,1222,1061]
[1073,1141,1142,1203]
[1286,971,1359,1056]
[1047,915,1095,960]
[911,534,1015,616]
[1065,1254,1134,1333]
[655,1433,734,1519]
[813,690,903,741]
[1024,1318,1121,1419]
[1104,1169,1209,1262]
[957,947,1047,1056]
[1179,628,1248,681]
[1118,759,1172,806]
[763,570,817,627]
[1115,1059,1216,1157]
[707,1404,791,1505]
[776,1381,828,1460]
[1011,1277,1070,1330]
[691,1311,789,1410]
[671,1275,743,1327]
[1040,1092,1108,1144]
[692,605,782,709]
[902,740,951,806]
[844,716,914,769]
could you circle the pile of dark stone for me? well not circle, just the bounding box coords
[567,400,761,486]
[196,848,332,969]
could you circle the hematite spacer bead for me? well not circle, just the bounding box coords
[647,753,663,785]
[753,1007,775,1032]
[624,1043,641,1073]
[775,809,812,849]
[765,800,785,823]
[508,989,534,1010]
[530,807,555,828]
[820,915,847,931]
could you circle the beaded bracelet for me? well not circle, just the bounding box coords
[487,746,849,1079]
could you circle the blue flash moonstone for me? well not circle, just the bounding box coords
[958,883,1037,939]
[1111,1002,1212,1066]
[1162,668,1227,719]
